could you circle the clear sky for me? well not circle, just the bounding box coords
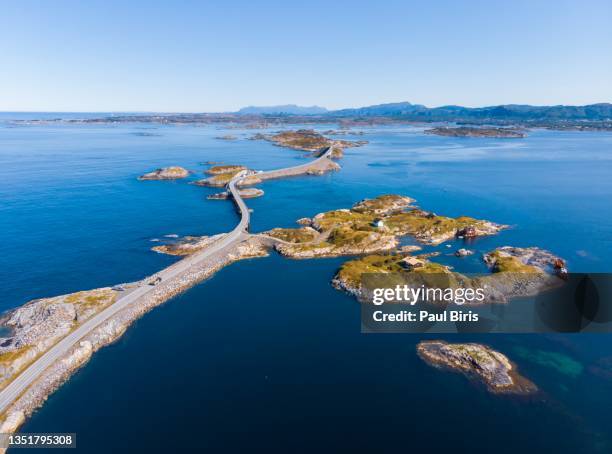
[1,0,611,112]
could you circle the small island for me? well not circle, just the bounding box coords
[138,166,190,180]
[331,243,566,302]
[152,234,225,255]
[207,188,264,200]
[205,164,246,175]
[252,129,366,158]
[417,340,537,394]
[484,246,566,274]
[193,164,261,187]
[425,126,526,138]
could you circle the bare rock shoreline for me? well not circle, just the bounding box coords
[0,236,268,435]
[138,166,190,180]
[417,340,537,394]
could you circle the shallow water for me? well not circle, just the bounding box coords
[1,121,611,453]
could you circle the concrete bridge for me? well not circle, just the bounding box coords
[0,145,337,415]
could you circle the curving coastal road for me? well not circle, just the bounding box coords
[0,146,335,415]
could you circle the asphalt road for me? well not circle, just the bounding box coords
[0,146,334,415]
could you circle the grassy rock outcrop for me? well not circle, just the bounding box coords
[267,194,504,259]
[253,129,366,154]
[205,164,246,175]
[0,288,117,385]
[138,166,189,180]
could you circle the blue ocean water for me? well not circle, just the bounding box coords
[1,120,612,453]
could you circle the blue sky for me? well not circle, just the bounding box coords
[1,0,611,112]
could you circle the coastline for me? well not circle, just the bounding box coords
[0,144,342,440]
[0,235,268,437]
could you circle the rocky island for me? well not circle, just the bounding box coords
[252,129,366,158]
[331,254,449,297]
[207,188,264,200]
[205,164,246,175]
[417,341,537,394]
[0,141,348,434]
[263,194,505,259]
[425,126,526,138]
[331,244,566,303]
[152,234,226,255]
[484,246,566,274]
[138,166,190,180]
[193,164,261,187]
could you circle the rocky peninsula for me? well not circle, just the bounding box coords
[425,126,526,138]
[417,341,537,394]
[138,166,190,180]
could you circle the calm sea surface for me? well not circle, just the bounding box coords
[1,117,611,453]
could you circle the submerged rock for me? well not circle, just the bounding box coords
[417,340,537,394]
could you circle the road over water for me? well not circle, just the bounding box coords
[0,146,335,414]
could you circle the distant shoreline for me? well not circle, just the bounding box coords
[2,100,612,132]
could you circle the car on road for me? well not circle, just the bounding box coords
[147,277,162,286]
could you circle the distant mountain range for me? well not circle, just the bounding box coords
[237,102,612,121]
[238,104,328,115]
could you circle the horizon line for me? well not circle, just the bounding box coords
[2,101,612,115]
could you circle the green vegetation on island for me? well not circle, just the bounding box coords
[264,227,319,243]
[205,164,246,175]
[331,243,566,303]
[253,129,367,154]
[0,288,117,386]
[194,169,242,187]
[266,194,505,259]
